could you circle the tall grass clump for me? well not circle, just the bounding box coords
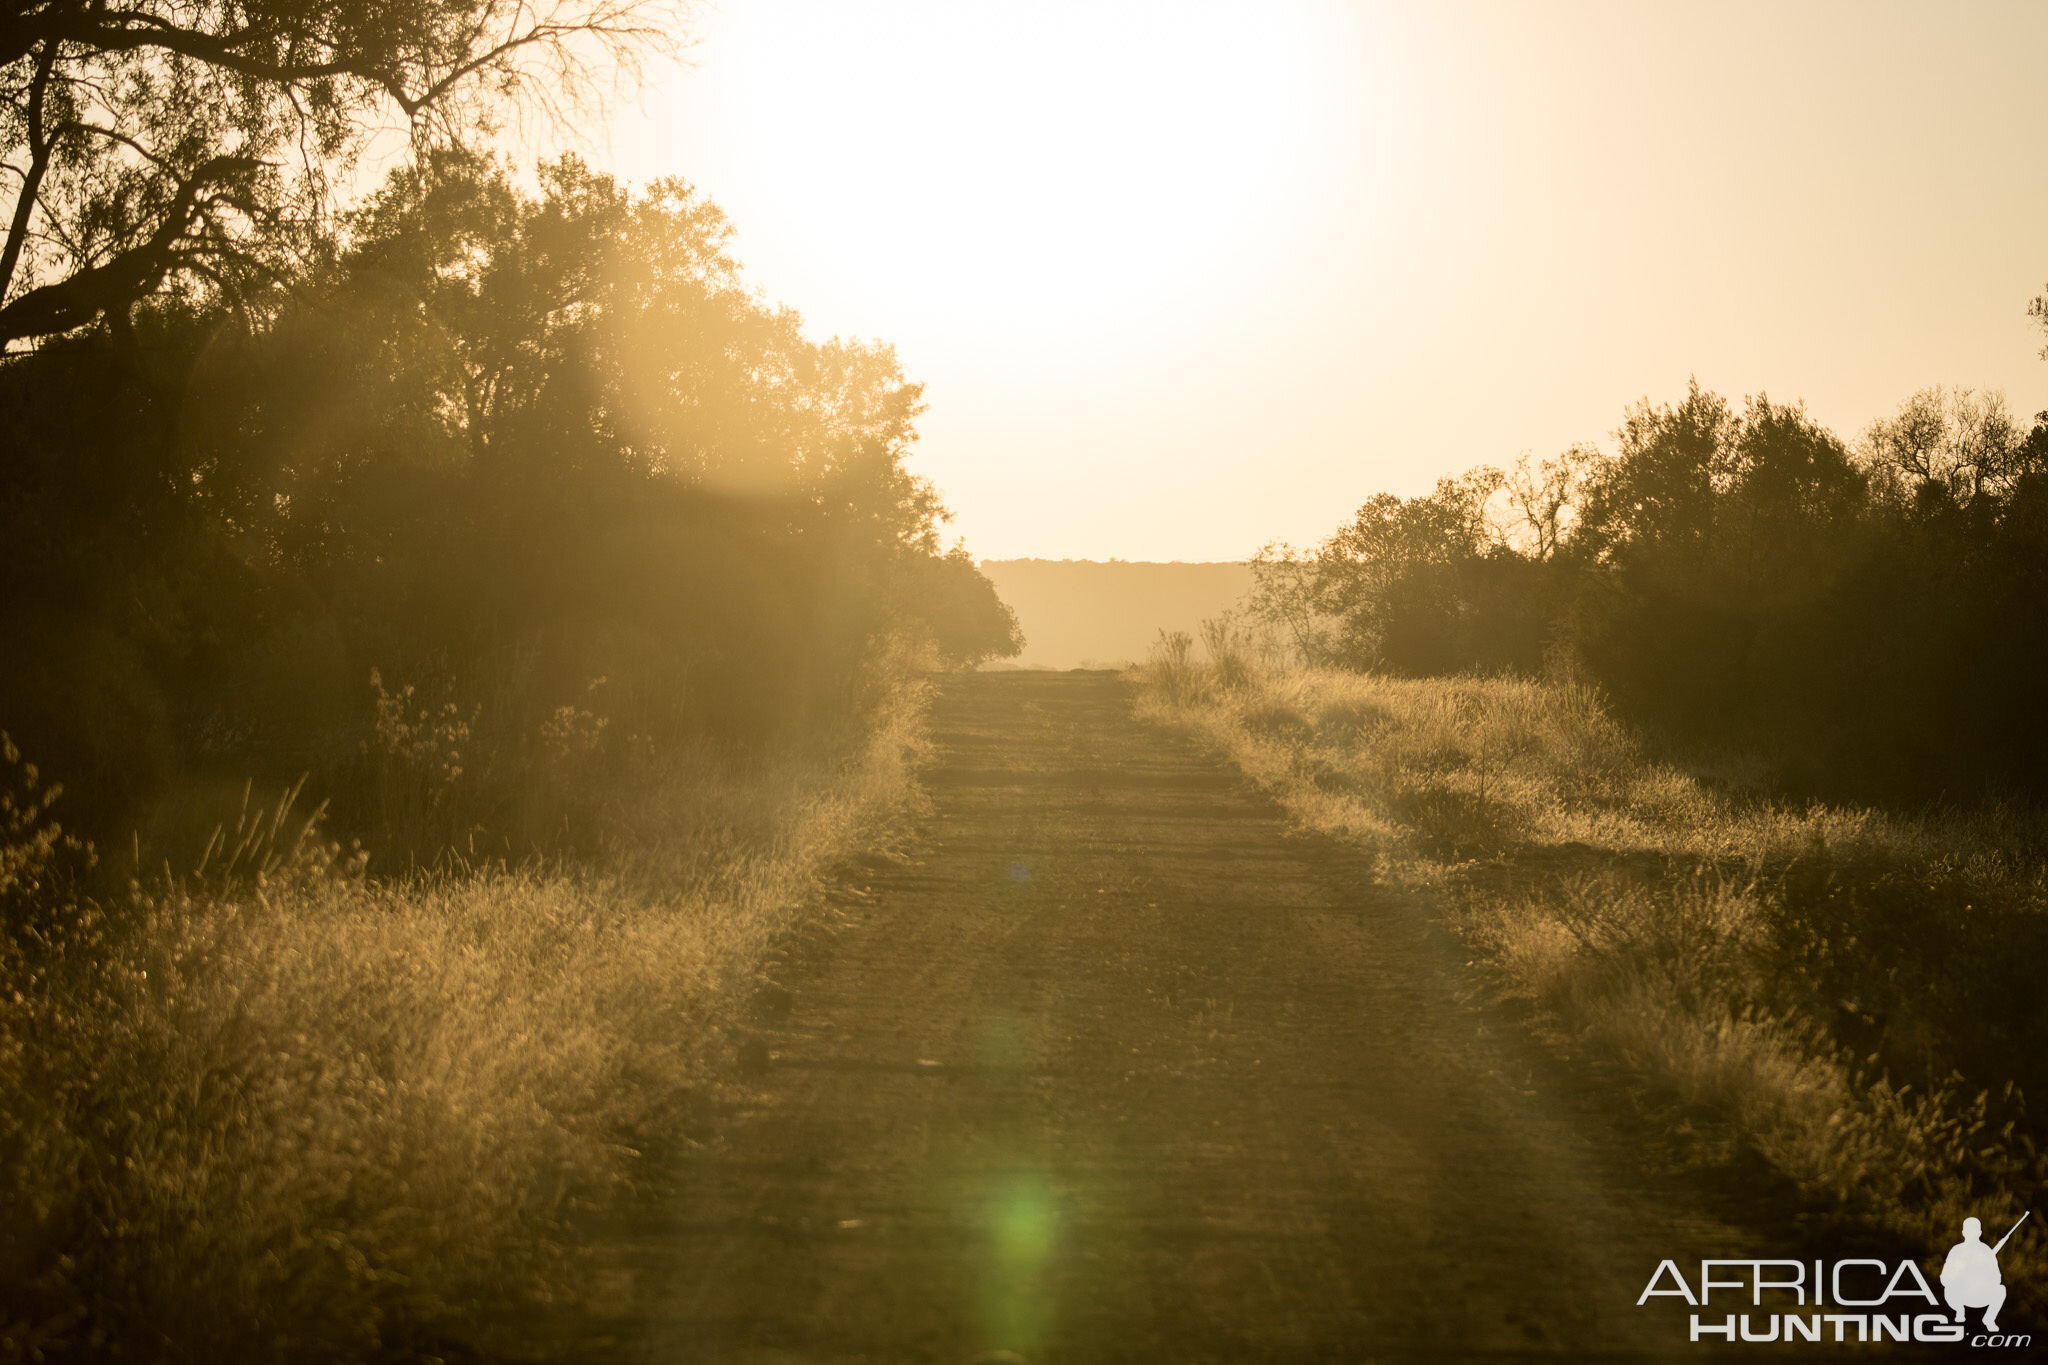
[1147,629,1201,705]
[1137,645,2048,1300]
[0,691,927,1361]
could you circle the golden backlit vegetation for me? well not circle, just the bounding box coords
[1,150,1019,857]
[1142,628,2048,1305]
[10,0,2048,1351]
[1147,364,2048,1306]
[0,4,1020,1355]
[0,142,1022,1353]
[0,703,926,1358]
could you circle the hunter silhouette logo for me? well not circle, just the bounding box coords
[1944,1213,2025,1333]
[1637,1211,2033,1347]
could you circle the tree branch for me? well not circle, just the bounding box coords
[0,153,264,344]
[12,4,652,120]
[0,41,56,304]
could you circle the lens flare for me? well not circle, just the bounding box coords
[980,1169,1061,1355]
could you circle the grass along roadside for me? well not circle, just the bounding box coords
[0,686,930,1363]
[1136,627,2048,1307]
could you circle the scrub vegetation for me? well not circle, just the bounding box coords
[0,6,1020,1357]
[0,155,1020,1361]
[1146,361,2048,1315]
[0,708,926,1360]
[1247,380,2048,805]
[1140,631,2048,1307]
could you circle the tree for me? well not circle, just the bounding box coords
[896,547,1024,668]
[1246,540,1335,666]
[222,153,956,700]
[1859,386,2041,509]
[0,149,1018,837]
[1255,470,1522,674]
[0,0,674,350]
[1571,378,1736,569]
[1500,444,1597,560]
[1720,396,1866,581]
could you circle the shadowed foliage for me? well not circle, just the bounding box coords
[0,62,1019,1365]
[1250,378,2048,803]
[0,151,1020,860]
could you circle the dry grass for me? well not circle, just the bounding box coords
[1136,631,2048,1298]
[0,688,929,1362]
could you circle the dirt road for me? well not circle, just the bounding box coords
[623,672,1748,1362]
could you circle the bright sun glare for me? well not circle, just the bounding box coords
[631,2,1340,351]
[596,2,2048,564]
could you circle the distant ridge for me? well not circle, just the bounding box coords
[978,559,1253,670]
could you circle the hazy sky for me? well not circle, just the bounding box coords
[592,1,2048,561]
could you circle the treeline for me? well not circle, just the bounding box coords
[1,151,1021,863]
[0,7,1028,1356]
[1252,379,2048,801]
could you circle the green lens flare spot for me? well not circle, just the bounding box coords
[993,1173,1056,1266]
[981,1169,1060,1355]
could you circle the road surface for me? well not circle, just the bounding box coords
[614,672,1750,1362]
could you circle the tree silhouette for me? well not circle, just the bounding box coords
[1501,445,1596,561]
[1860,386,2041,509]
[0,0,674,349]
[1261,370,2048,801]
[0,150,1021,846]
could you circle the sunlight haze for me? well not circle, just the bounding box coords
[15,0,2048,1348]
[600,1,2048,561]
